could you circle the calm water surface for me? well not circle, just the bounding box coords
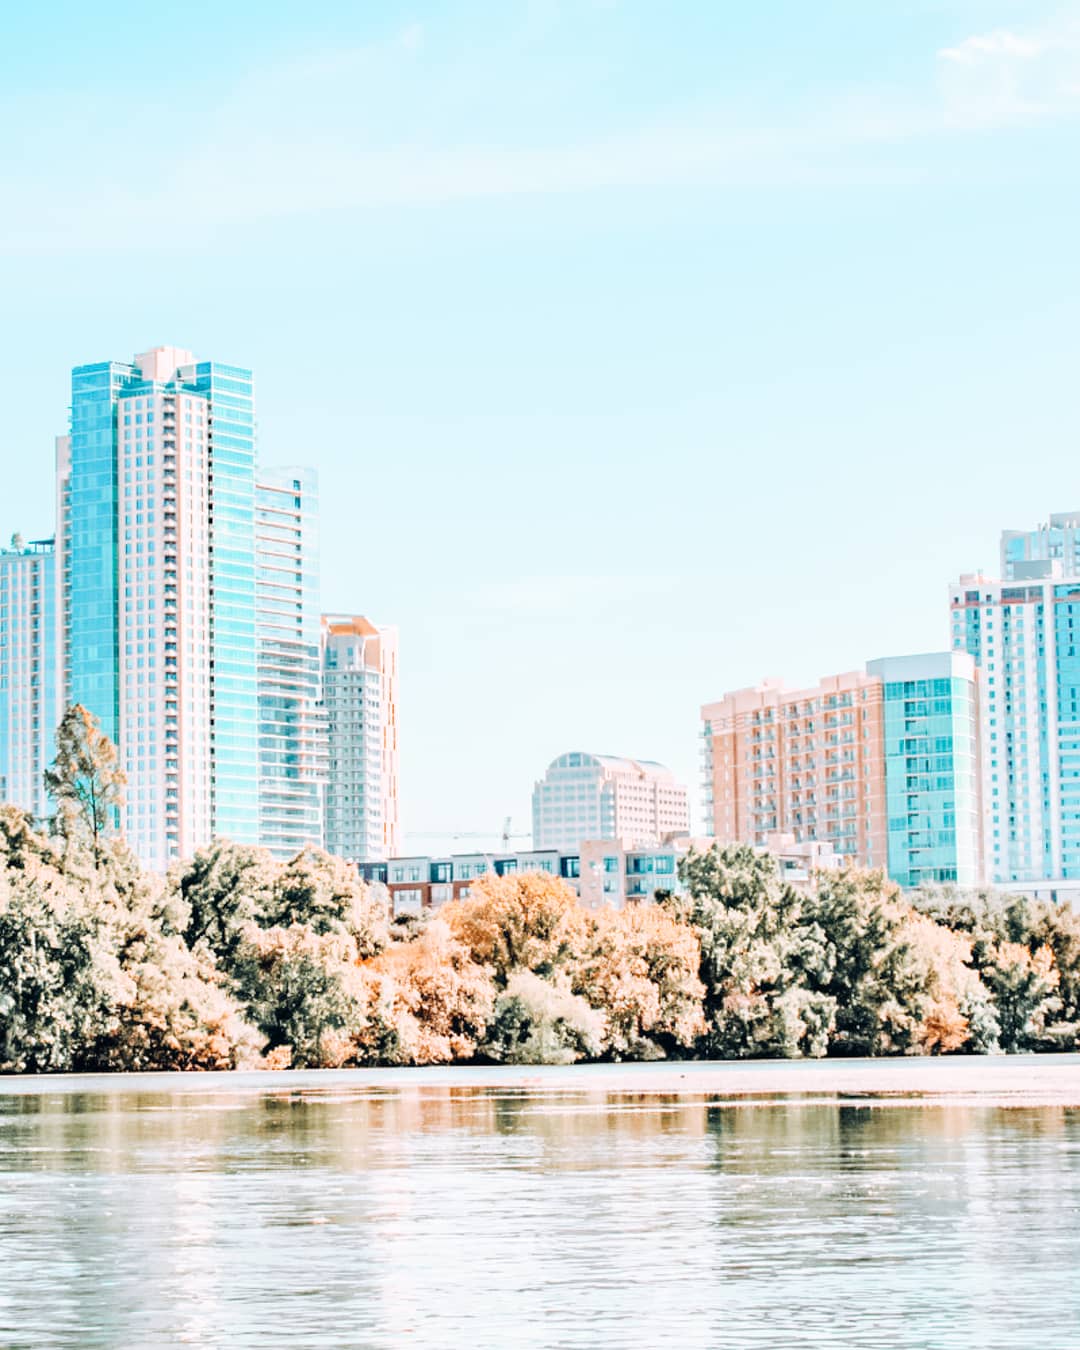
[1,1062,1079,1348]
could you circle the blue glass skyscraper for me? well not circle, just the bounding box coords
[61,347,262,864]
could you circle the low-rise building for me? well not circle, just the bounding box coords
[359,848,581,916]
[577,832,840,908]
[360,833,837,917]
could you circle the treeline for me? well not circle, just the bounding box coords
[2,803,1079,1071]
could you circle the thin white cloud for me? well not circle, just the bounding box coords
[936,13,1080,127]
[3,10,1080,254]
[939,30,1047,65]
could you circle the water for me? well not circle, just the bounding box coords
[2,1061,1080,1348]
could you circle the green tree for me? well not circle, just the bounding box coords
[483,969,605,1065]
[267,847,388,955]
[44,705,126,866]
[172,839,278,968]
[0,859,124,1072]
[673,844,833,1058]
[797,870,928,1056]
[232,926,372,1069]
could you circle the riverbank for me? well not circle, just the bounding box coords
[3,1053,1080,1104]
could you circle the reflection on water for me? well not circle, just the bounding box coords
[1,1073,1079,1348]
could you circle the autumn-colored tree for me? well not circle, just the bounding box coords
[574,904,705,1059]
[361,918,496,1064]
[902,913,991,1054]
[44,704,126,866]
[444,871,588,985]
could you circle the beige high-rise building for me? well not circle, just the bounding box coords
[701,672,888,870]
[321,616,400,861]
[532,752,690,852]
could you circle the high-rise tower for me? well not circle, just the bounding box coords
[255,469,326,857]
[61,346,259,869]
[321,616,400,861]
[0,535,62,821]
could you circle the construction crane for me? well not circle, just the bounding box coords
[403,818,532,849]
[501,817,530,848]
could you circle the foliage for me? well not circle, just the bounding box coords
[574,904,705,1059]
[7,720,1080,1072]
[232,924,371,1069]
[44,704,126,865]
[444,872,587,985]
[361,919,496,1064]
[483,969,605,1065]
[266,847,389,954]
[173,839,277,967]
[672,845,836,1058]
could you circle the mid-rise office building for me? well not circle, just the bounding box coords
[0,536,62,819]
[701,672,888,871]
[322,616,400,861]
[255,470,326,858]
[950,566,1080,885]
[866,652,982,888]
[532,752,690,852]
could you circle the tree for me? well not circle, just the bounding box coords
[232,924,372,1069]
[484,969,605,1065]
[672,844,831,1058]
[0,857,124,1072]
[172,839,278,968]
[361,918,496,1064]
[444,871,588,985]
[44,705,126,866]
[902,912,991,1055]
[795,869,930,1057]
[574,904,705,1059]
[978,940,1060,1052]
[267,847,388,955]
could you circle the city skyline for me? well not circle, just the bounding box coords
[5,343,1080,881]
[3,2,1080,849]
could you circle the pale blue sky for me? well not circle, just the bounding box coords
[2,1,1080,851]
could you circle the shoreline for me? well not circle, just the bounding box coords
[2,1053,1080,1104]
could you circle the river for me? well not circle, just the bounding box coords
[2,1057,1079,1348]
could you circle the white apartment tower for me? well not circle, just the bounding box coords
[0,536,62,820]
[951,566,1080,885]
[532,752,691,852]
[255,470,327,858]
[321,616,400,861]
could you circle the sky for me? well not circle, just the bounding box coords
[2,0,1080,853]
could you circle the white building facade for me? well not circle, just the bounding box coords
[532,751,691,852]
[321,616,400,861]
[0,537,62,820]
[950,565,1080,885]
[255,470,327,858]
